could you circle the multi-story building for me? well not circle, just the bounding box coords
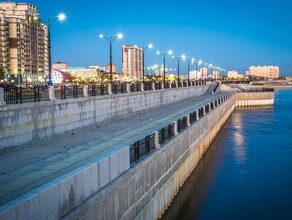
[122,45,143,79]
[249,65,279,78]
[105,64,116,73]
[228,70,243,78]
[53,62,69,71]
[65,67,98,79]
[200,67,208,78]
[0,2,48,84]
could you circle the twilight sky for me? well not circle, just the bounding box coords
[16,0,292,75]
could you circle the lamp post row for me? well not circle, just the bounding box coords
[44,12,223,86]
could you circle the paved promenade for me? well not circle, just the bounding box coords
[0,92,224,207]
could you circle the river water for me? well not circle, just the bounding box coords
[162,89,292,220]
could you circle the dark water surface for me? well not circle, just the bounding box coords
[162,89,292,220]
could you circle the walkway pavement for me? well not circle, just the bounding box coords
[0,92,224,206]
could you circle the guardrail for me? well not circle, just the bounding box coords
[1,80,208,105]
[129,134,155,164]
[3,86,49,104]
[129,92,235,166]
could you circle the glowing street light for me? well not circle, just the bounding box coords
[157,50,173,84]
[99,33,123,82]
[142,43,153,82]
[44,12,66,86]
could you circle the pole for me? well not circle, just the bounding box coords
[163,55,166,85]
[109,37,113,82]
[195,63,198,80]
[177,59,180,83]
[187,61,190,82]
[142,49,145,82]
[48,19,52,86]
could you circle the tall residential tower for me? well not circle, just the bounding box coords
[122,45,143,79]
[0,2,48,84]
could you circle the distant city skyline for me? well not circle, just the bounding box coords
[12,0,292,76]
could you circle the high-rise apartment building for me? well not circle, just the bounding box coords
[249,66,279,78]
[122,45,143,79]
[0,2,48,84]
[200,67,208,78]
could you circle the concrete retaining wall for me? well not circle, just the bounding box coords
[61,94,237,220]
[0,91,274,220]
[0,86,209,153]
[236,92,274,107]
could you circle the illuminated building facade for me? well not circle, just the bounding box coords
[122,45,143,79]
[249,65,279,78]
[0,2,48,84]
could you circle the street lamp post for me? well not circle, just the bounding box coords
[142,44,153,82]
[208,64,213,80]
[172,54,184,83]
[45,13,66,86]
[183,56,195,82]
[99,33,123,82]
[196,60,203,80]
[157,50,172,85]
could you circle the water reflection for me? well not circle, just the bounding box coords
[232,112,246,164]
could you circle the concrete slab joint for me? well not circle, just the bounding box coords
[154,131,160,148]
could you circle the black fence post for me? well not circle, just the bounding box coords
[135,142,139,162]
[15,87,19,104]
[146,135,150,154]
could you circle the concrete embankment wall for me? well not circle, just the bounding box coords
[236,92,274,107]
[0,85,208,153]
[62,92,274,220]
[0,92,274,220]
[62,94,237,220]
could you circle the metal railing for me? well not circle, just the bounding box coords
[190,111,197,124]
[143,82,152,91]
[88,84,107,96]
[159,123,175,145]
[155,82,162,90]
[129,134,155,164]
[1,80,226,105]
[112,83,127,94]
[177,116,188,133]
[3,86,49,104]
